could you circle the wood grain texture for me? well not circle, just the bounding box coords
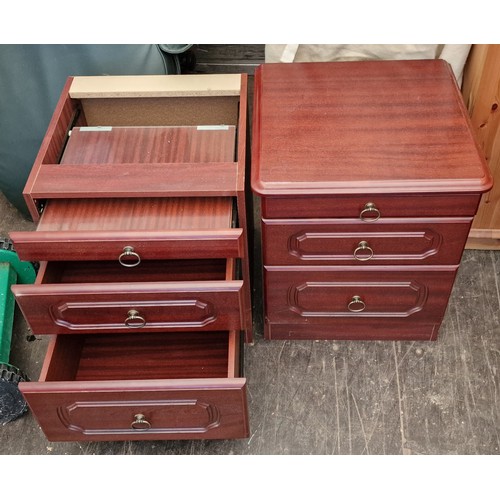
[29,125,239,199]
[252,60,492,195]
[193,44,265,75]
[21,331,249,442]
[2,44,500,454]
[38,198,233,231]
[11,197,242,261]
[262,193,482,218]
[264,266,457,323]
[29,162,240,198]
[62,126,236,164]
[254,59,485,343]
[462,44,500,249]
[75,332,232,381]
[262,217,472,266]
[12,276,244,335]
[22,77,78,221]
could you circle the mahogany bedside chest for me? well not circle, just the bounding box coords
[10,74,252,441]
[251,59,492,341]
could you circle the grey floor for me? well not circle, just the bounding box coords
[1,45,499,455]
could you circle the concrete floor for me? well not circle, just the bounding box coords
[1,45,499,457]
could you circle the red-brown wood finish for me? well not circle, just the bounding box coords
[11,197,243,262]
[252,60,492,196]
[262,217,472,266]
[20,331,249,441]
[252,60,492,341]
[261,193,483,219]
[28,124,239,202]
[12,259,244,335]
[266,322,440,341]
[234,74,254,343]
[23,77,79,220]
[62,126,236,164]
[264,266,457,323]
[30,162,240,199]
[13,73,254,442]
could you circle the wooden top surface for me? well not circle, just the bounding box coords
[251,59,492,195]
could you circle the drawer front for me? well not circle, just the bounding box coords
[264,267,457,324]
[10,229,244,262]
[20,330,248,441]
[12,281,243,335]
[262,217,472,266]
[262,193,481,219]
[21,379,249,441]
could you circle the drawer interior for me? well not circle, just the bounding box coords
[38,197,235,232]
[36,258,233,285]
[61,126,237,165]
[41,331,240,382]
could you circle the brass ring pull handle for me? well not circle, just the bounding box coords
[125,309,146,328]
[131,414,151,430]
[353,241,374,261]
[360,202,381,222]
[348,295,366,312]
[118,246,141,267]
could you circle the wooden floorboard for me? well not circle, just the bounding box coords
[1,45,499,456]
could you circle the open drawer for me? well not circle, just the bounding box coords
[10,196,244,263]
[12,123,242,262]
[20,330,249,441]
[12,258,243,335]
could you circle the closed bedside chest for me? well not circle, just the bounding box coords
[251,60,492,341]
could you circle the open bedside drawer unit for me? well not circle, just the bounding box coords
[19,330,247,442]
[10,74,252,441]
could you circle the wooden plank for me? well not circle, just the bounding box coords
[69,74,242,98]
[462,44,500,243]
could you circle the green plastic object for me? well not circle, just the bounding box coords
[0,239,36,423]
[0,240,36,363]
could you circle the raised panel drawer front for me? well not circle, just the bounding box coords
[12,260,243,335]
[20,331,249,441]
[262,217,472,266]
[264,267,457,324]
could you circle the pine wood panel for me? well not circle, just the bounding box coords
[69,74,242,98]
[462,44,500,249]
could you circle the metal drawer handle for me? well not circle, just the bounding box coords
[118,246,141,267]
[125,309,146,328]
[360,202,380,222]
[131,414,151,430]
[348,295,366,312]
[354,241,374,261]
